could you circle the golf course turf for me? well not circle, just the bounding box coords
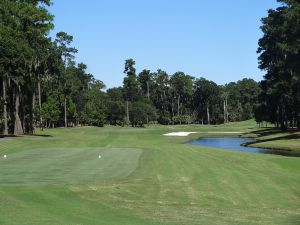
[0,121,299,225]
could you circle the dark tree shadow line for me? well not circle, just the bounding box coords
[243,128,300,147]
[0,134,52,138]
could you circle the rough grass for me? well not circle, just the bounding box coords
[0,121,299,225]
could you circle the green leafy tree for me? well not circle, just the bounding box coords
[42,96,60,128]
[170,72,194,124]
[129,102,150,127]
[152,69,170,124]
[106,101,125,125]
[138,69,153,99]
[123,59,140,125]
[193,78,222,124]
[55,32,78,128]
[257,0,300,129]
[106,87,126,125]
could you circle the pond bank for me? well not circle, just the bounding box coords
[187,137,300,157]
[242,128,300,153]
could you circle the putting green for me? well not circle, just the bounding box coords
[0,148,142,185]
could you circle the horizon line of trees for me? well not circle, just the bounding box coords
[108,58,260,127]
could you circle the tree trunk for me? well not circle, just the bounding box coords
[29,92,36,134]
[180,102,183,125]
[207,106,210,125]
[147,81,150,100]
[14,88,24,135]
[38,81,43,131]
[177,95,180,116]
[2,79,8,135]
[276,105,280,128]
[22,113,25,133]
[223,100,226,124]
[126,100,129,126]
[160,93,164,111]
[171,102,174,125]
[226,96,228,123]
[64,96,67,128]
[280,105,286,131]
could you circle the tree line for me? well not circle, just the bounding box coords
[0,0,106,135]
[255,0,300,130]
[1,0,263,135]
[111,59,260,127]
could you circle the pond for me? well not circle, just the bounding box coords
[187,137,300,157]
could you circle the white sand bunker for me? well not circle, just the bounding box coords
[163,132,198,137]
[163,131,245,137]
[207,132,244,134]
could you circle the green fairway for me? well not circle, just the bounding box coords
[0,122,299,225]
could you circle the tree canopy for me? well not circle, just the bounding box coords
[255,0,300,130]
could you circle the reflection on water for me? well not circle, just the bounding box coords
[187,137,300,157]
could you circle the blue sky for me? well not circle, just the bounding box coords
[49,0,279,89]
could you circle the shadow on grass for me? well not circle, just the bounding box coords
[0,134,52,138]
[243,128,300,147]
[0,135,19,138]
[31,134,52,137]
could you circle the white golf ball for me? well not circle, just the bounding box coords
[3,155,6,158]
[98,155,101,159]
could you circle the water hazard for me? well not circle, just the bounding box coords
[187,137,300,157]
